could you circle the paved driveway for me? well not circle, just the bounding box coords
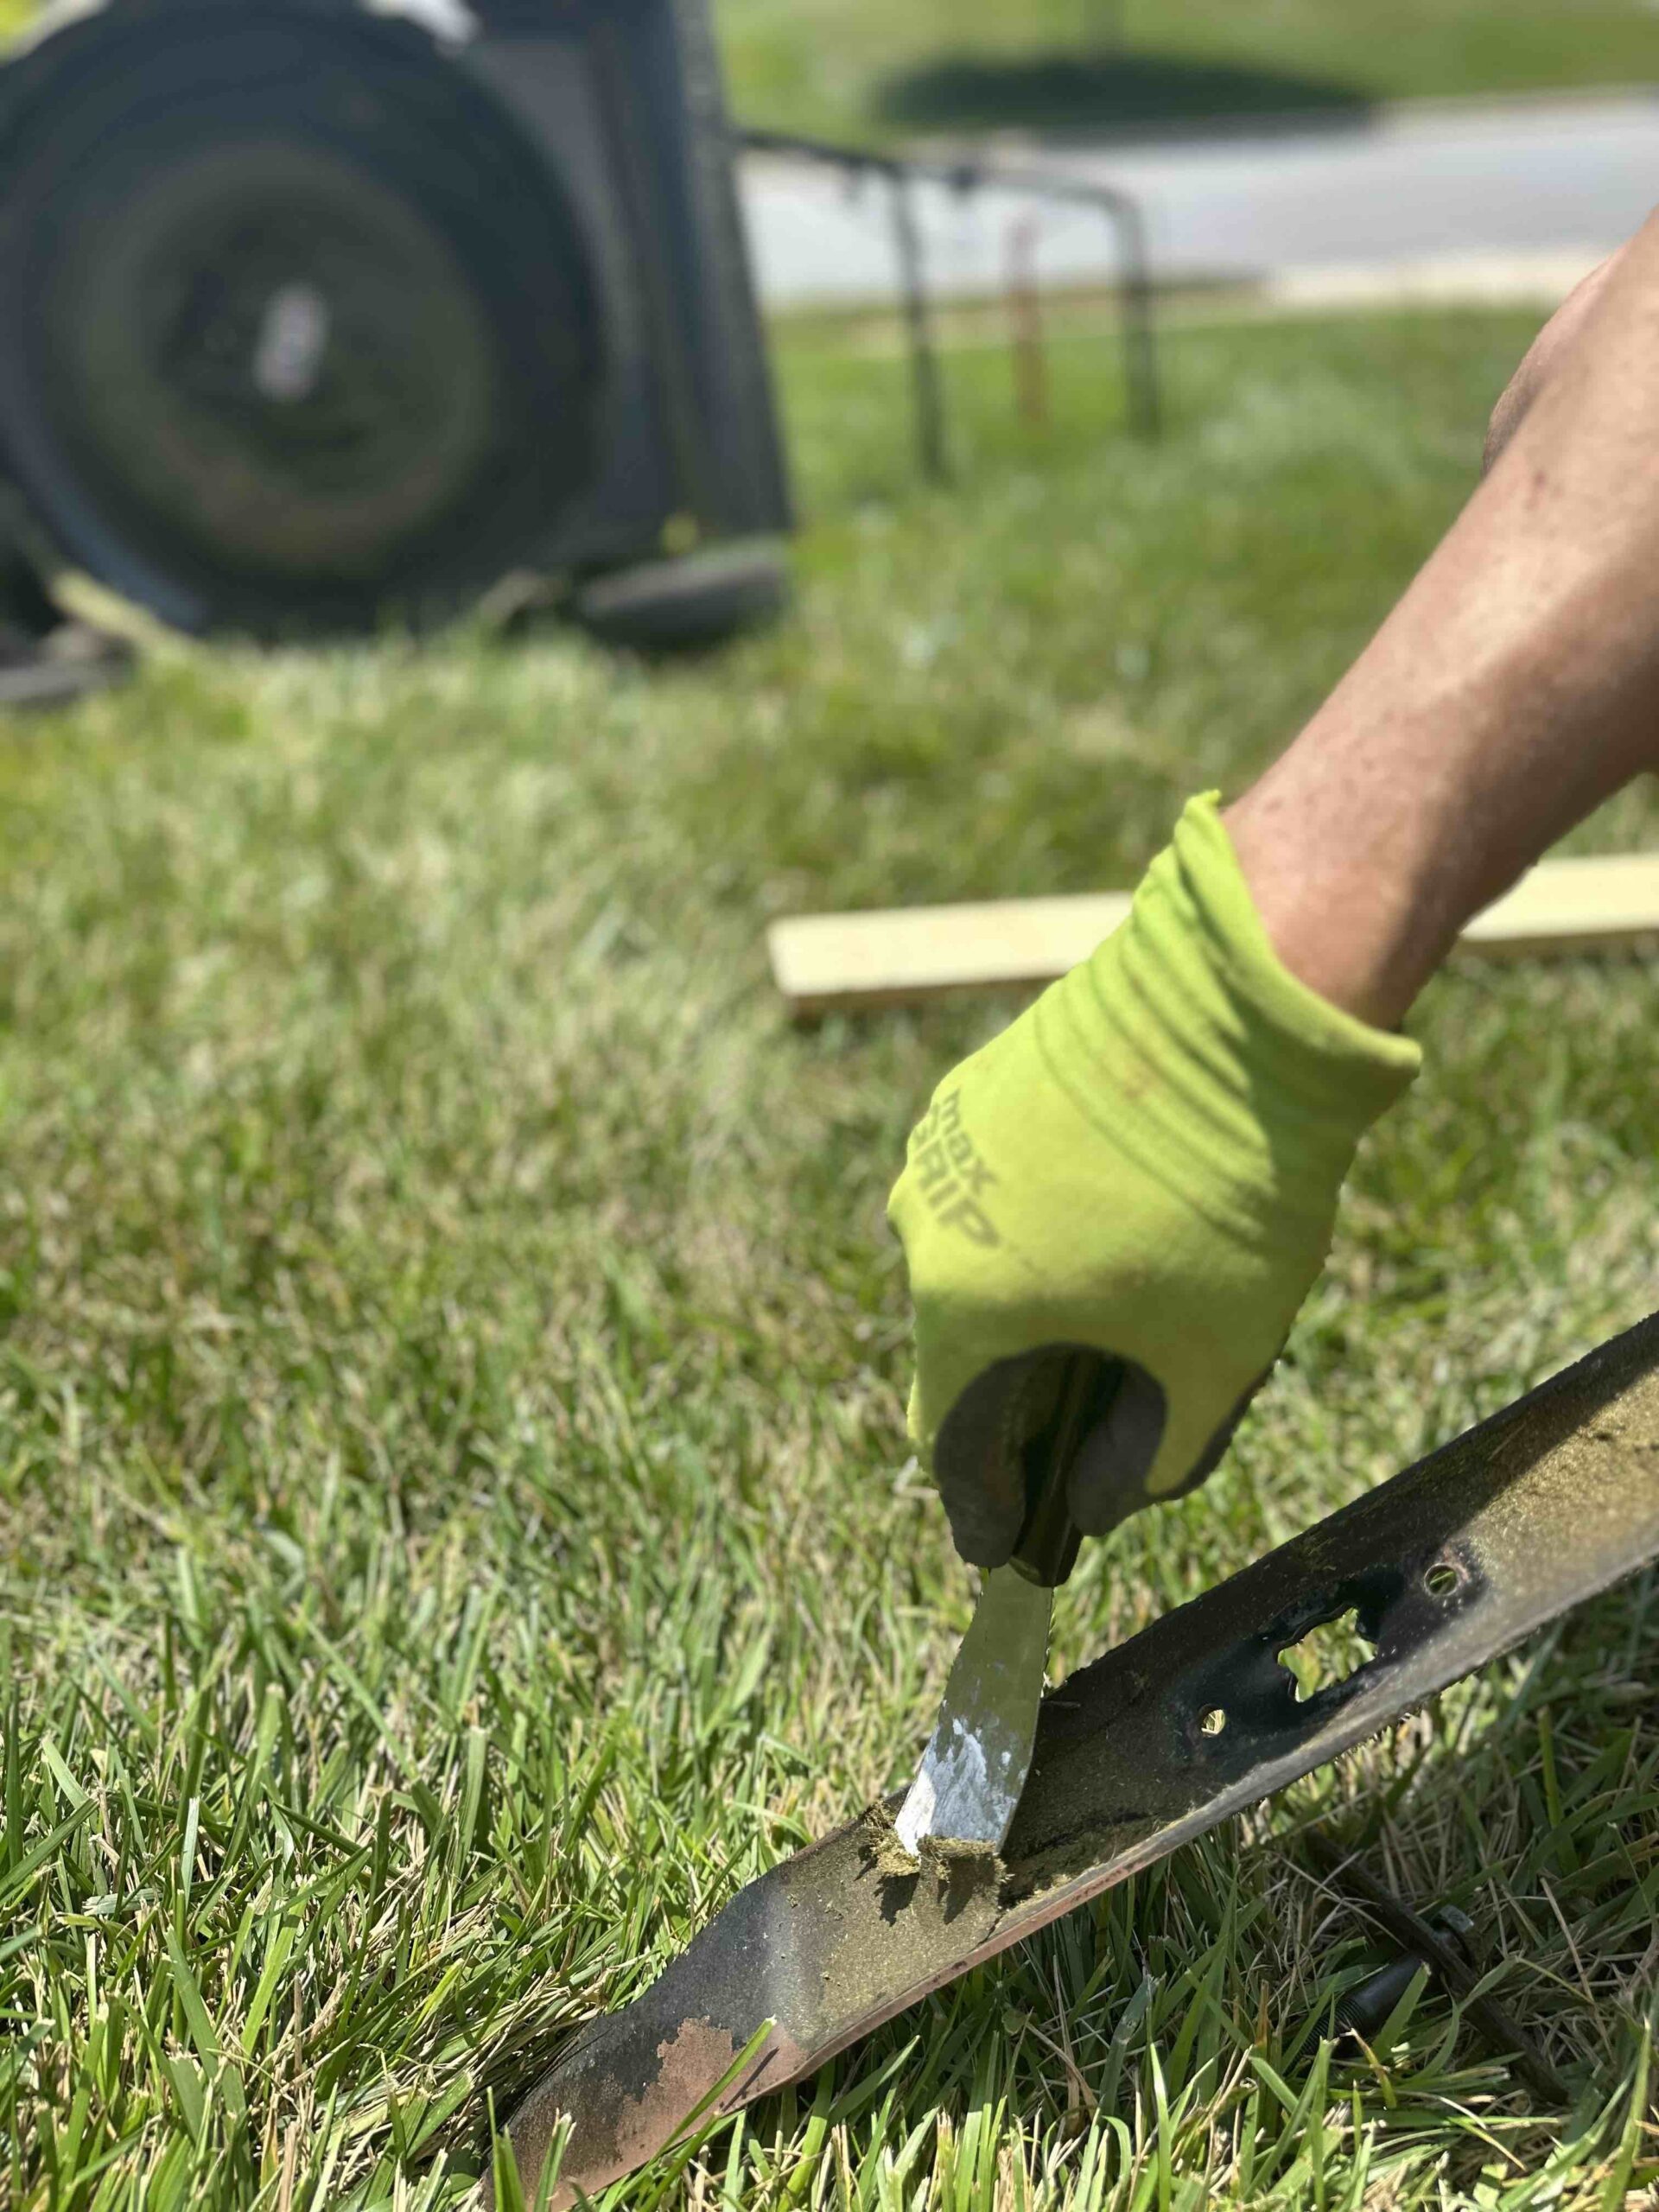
[740,92,1659,307]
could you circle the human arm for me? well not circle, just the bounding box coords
[1230,226,1659,1025]
[893,216,1659,1565]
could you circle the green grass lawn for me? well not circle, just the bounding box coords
[716,0,1659,139]
[8,306,1659,2209]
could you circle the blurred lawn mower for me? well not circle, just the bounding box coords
[0,0,791,660]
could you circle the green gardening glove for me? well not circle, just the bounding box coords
[887,793,1421,1567]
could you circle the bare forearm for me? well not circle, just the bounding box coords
[1226,228,1659,1029]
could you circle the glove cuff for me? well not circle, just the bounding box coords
[1039,791,1421,1244]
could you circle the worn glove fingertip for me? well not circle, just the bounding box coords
[931,1362,1034,1570]
[1065,1361,1168,1536]
[937,1488,1020,1571]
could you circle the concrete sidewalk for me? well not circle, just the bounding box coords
[739,91,1659,311]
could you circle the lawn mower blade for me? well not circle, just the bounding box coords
[491,1310,1659,2208]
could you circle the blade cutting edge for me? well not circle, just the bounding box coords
[893,1564,1053,1855]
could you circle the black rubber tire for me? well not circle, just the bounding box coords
[569,543,791,654]
[0,3,605,636]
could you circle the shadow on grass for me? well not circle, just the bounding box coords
[875,51,1375,137]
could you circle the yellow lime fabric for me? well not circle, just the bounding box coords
[888,792,1421,1541]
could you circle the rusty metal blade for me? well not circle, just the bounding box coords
[493,1310,1659,2208]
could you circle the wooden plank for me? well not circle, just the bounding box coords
[768,851,1659,1017]
[1459,850,1659,955]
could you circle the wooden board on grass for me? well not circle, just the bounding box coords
[769,851,1659,1017]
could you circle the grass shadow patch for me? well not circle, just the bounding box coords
[875,50,1375,137]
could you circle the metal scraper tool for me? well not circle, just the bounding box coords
[894,1354,1116,1856]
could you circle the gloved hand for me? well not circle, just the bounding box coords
[887,794,1421,1567]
